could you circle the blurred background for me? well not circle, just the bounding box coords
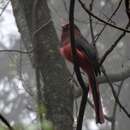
[0,0,130,130]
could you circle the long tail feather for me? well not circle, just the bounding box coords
[85,66,104,123]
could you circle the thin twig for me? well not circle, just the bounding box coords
[63,0,69,13]
[32,18,52,37]
[95,0,123,42]
[101,67,130,119]
[111,81,124,130]
[18,40,23,80]
[0,0,10,16]
[100,22,130,66]
[0,49,33,54]
[89,0,95,46]
[78,0,130,33]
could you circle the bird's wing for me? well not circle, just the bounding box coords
[75,36,100,76]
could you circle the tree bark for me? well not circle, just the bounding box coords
[10,0,74,130]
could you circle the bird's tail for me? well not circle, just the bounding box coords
[87,69,104,124]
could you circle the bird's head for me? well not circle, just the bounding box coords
[61,23,81,43]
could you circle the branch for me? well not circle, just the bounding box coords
[101,67,130,119]
[74,67,130,97]
[78,0,130,33]
[69,0,89,130]
[0,49,33,54]
[95,0,123,42]
[100,22,130,66]
[0,114,14,130]
[0,0,10,16]
[89,0,95,45]
[98,67,130,83]
[73,67,130,121]
[71,76,113,122]
[125,0,130,22]
[10,0,33,63]
[111,81,124,130]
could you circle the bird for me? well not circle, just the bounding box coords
[59,23,104,124]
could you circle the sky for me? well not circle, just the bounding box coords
[0,2,20,49]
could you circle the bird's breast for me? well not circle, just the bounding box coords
[59,44,73,61]
[59,43,91,66]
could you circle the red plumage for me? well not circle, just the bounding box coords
[59,24,104,123]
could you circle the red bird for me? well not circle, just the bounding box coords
[59,24,104,124]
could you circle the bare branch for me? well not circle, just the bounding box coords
[111,81,124,130]
[0,49,33,54]
[78,0,130,33]
[0,0,10,16]
[95,0,123,42]
[74,67,130,97]
[0,114,14,130]
[98,68,130,83]
[100,22,130,66]
[125,0,130,22]
[69,0,88,130]
[101,67,130,119]
[89,0,95,46]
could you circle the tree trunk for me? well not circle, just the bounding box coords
[10,0,74,130]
